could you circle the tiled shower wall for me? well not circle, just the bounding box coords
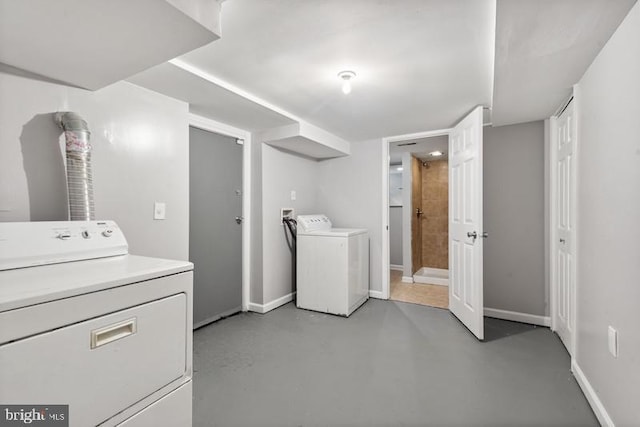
[421,159,448,269]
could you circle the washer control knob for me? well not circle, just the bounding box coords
[57,232,72,240]
[102,229,114,238]
[81,230,91,239]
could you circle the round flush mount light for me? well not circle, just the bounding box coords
[337,70,356,94]
[429,151,443,157]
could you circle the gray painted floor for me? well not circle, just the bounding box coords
[193,300,597,427]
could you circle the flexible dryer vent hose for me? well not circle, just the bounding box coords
[55,112,95,221]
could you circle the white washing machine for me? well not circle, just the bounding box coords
[0,221,193,427]
[296,214,369,317]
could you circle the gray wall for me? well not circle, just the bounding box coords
[483,121,546,316]
[260,144,320,304]
[575,3,640,425]
[318,139,383,294]
[389,207,403,266]
[0,71,189,260]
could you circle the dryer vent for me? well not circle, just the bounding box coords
[55,112,94,221]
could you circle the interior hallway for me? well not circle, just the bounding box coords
[193,300,597,427]
[390,269,449,309]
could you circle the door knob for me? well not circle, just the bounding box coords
[235,216,243,224]
[416,208,423,217]
[467,231,488,240]
[559,238,565,244]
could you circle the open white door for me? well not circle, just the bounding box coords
[449,106,484,340]
[552,99,576,355]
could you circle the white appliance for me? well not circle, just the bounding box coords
[0,221,194,427]
[296,214,369,317]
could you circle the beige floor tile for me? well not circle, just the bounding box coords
[389,269,449,309]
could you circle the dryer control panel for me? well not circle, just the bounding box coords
[297,214,332,232]
[0,220,128,270]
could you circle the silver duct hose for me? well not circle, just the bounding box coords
[55,112,95,221]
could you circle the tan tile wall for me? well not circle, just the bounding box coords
[421,159,448,269]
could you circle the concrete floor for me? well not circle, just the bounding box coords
[193,300,597,427]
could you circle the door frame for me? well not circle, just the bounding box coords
[381,128,452,300]
[189,113,252,312]
[549,85,579,356]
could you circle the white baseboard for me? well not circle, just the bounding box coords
[401,276,414,283]
[390,264,403,271]
[484,307,551,327]
[369,290,385,299]
[193,305,242,329]
[248,292,295,314]
[572,359,614,427]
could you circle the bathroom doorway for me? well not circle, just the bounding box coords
[388,135,449,309]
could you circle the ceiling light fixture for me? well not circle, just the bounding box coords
[429,151,443,157]
[338,70,356,94]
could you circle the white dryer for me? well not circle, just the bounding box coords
[296,214,369,317]
[0,221,193,427]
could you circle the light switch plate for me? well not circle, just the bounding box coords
[290,190,297,201]
[154,202,166,220]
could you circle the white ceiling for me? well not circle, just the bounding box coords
[130,0,636,141]
[389,135,449,164]
[492,0,636,126]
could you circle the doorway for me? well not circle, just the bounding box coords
[382,105,486,340]
[388,136,450,309]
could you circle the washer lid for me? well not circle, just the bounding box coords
[300,228,368,237]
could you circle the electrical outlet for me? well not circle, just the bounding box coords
[290,190,297,201]
[154,202,166,220]
[608,326,618,358]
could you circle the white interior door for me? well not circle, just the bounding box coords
[449,106,484,340]
[553,100,576,354]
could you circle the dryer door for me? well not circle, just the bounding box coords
[0,294,187,427]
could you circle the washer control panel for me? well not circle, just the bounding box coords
[297,214,332,232]
[0,220,128,270]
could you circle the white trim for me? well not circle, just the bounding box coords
[572,360,614,427]
[544,118,551,324]
[381,128,452,305]
[484,308,551,327]
[384,128,453,143]
[369,290,385,299]
[571,83,580,357]
[193,305,242,330]
[248,292,295,314]
[381,139,390,300]
[549,113,558,332]
[401,276,414,283]
[390,264,403,271]
[188,113,252,312]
